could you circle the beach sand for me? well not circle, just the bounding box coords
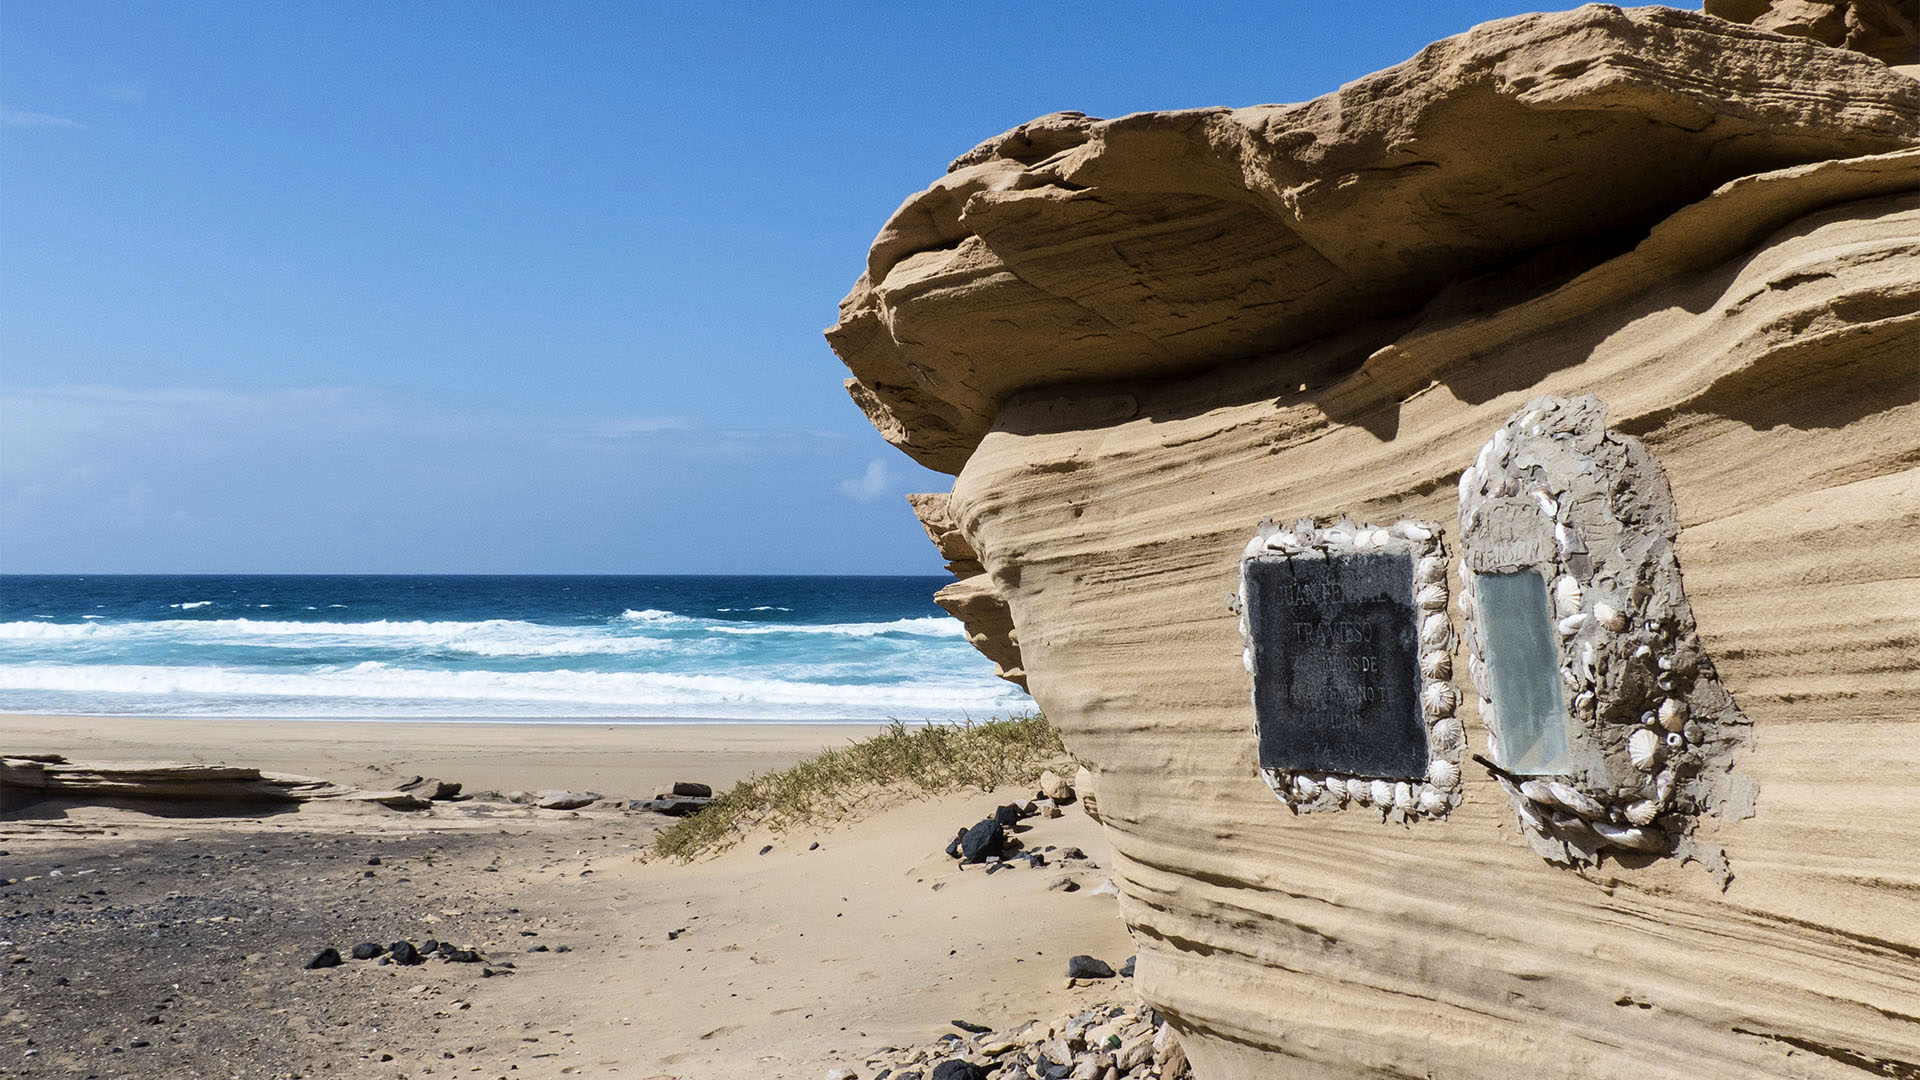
[0,715,1134,1079]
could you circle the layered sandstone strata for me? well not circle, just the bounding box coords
[829,6,1919,1078]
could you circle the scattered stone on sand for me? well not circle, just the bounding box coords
[398,776,463,800]
[535,790,599,811]
[957,819,1004,863]
[1038,770,1074,803]
[303,948,341,970]
[1067,955,1115,980]
[824,1068,860,1080]
[388,941,422,965]
[639,796,711,816]
[1048,876,1079,893]
[670,781,713,798]
[350,942,384,960]
[759,844,774,856]
[854,994,1190,1080]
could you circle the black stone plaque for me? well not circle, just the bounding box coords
[1245,550,1428,778]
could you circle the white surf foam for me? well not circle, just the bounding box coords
[0,661,1026,720]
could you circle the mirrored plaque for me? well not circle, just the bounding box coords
[1474,570,1569,775]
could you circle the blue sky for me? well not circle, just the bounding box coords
[2,1,1542,573]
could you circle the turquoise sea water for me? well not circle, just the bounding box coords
[0,575,1028,723]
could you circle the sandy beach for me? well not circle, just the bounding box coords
[0,714,1135,1079]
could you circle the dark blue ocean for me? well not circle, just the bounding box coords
[0,575,1028,723]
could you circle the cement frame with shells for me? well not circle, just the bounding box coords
[1457,395,1753,875]
[1233,518,1465,822]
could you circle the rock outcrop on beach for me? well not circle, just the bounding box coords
[828,5,1920,1078]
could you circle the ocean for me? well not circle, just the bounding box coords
[0,575,1030,723]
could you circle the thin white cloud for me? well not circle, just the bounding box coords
[99,83,145,107]
[1,107,82,129]
[837,458,897,503]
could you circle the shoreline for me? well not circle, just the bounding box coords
[0,712,894,796]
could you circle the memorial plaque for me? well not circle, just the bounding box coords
[1245,550,1428,779]
[1475,570,1570,775]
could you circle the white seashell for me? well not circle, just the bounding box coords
[1483,726,1500,764]
[1519,779,1556,806]
[1243,648,1256,675]
[1591,820,1666,852]
[1554,523,1576,552]
[1416,786,1448,815]
[1512,797,1551,833]
[1347,778,1371,805]
[1292,774,1322,801]
[1393,521,1433,541]
[1427,759,1460,789]
[1594,602,1627,632]
[1456,586,1476,618]
[1371,779,1395,809]
[1665,731,1685,750]
[1243,535,1266,560]
[1320,527,1352,547]
[1256,519,1280,540]
[1474,440,1495,478]
[1416,584,1448,611]
[1260,770,1284,795]
[1546,780,1607,820]
[1416,555,1448,585]
[1458,467,1479,504]
[1490,427,1509,462]
[1557,612,1589,637]
[1421,650,1452,680]
[1430,716,1465,751]
[1658,698,1688,732]
[1553,576,1583,618]
[1239,614,1251,637]
[1324,778,1349,806]
[1393,781,1416,812]
[1422,682,1459,717]
[1458,559,1474,586]
[1654,769,1675,804]
[1628,728,1662,771]
[1624,800,1660,826]
[1420,613,1451,650]
[1573,690,1596,717]
[1532,490,1559,519]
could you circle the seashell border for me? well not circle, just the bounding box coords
[1457,395,1753,877]
[1233,517,1462,823]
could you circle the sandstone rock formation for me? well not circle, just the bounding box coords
[828,5,1920,1078]
[0,754,429,809]
[1706,0,1918,63]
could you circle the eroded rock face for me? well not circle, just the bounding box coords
[830,6,1920,1077]
[1706,0,1919,64]
[826,5,1919,473]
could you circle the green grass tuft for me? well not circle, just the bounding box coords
[648,713,1066,861]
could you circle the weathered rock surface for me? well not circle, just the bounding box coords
[1707,0,1918,63]
[829,4,1918,474]
[0,755,353,802]
[829,6,1920,1078]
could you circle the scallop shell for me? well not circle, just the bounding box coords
[1324,777,1349,806]
[1346,778,1371,805]
[1420,651,1452,680]
[1594,602,1628,632]
[1243,534,1267,559]
[1628,728,1662,771]
[1532,490,1559,519]
[1392,781,1416,813]
[1624,800,1660,826]
[1415,584,1448,611]
[1416,787,1448,815]
[1366,528,1395,549]
[1393,521,1433,541]
[1420,613,1451,650]
[1658,698,1688,732]
[1557,612,1589,637]
[1421,682,1459,717]
[1430,716,1465,751]
[1427,759,1460,789]
[1416,556,1448,586]
[1553,576,1583,618]
[1370,779,1394,808]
